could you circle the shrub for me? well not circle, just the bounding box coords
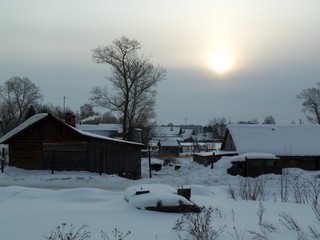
[44,224,132,240]
[239,177,267,201]
[101,228,132,240]
[227,177,268,201]
[172,207,225,240]
[308,203,320,239]
[43,223,90,240]
[248,201,278,240]
[308,177,320,205]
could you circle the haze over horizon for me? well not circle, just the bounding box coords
[1,0,320,125]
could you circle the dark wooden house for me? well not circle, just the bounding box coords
[193,151,237,167]
[158,140,181,157]
[220,124,320,176]
[226,153,281,177]
[0,113,143,179]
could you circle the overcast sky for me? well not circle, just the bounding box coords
[1,0,320,125]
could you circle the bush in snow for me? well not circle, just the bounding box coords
[307,177,320,205]
[279,169,290,203]
[101,228,132,240]
[308,203,320,239]
[172,206,225,240]
[227,227,247,240]
[227,177,267,201]
[44,224,132,240]
[279,212,308,240]
[248,201,278,240]
[43,223,90,240]
[279,169,320,204]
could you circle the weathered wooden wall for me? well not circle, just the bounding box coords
[87,139,141,179]
[5,114,142,178]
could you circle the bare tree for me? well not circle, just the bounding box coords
[263,115,276,124]
[38,103,73,119]
[208,117,227,140]
[297,82,320,124]
[91,36,166,140]
[0,77,43,135]
[209,117,227,127]
[238,118,259,124]
[79,104,96,121]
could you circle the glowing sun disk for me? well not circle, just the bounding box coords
[210,50,233,74]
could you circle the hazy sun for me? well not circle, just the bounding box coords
[210,49,234,75]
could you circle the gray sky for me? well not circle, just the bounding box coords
[1,0,320,125]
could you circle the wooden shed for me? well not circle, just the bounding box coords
[221,124,320,175]
[158,140,181,157]
[226,153,281,177]
[193,151,237,167]
[0,113,143,179]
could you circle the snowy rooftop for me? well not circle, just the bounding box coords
[0,113,48,143]
[180,129,193,139]
[152,126,181,138]
[226,124,320,156]
[0,113,143,147]
[76,123,122,133]
[229,152,278,161]
[159,140,180,147]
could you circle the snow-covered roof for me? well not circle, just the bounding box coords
[180,129,193,139]
[226,124,320,156]
[0,113,143,147]
[76,123,122,133]
[159,140,180,147]
[193,150,237,157]
[229,152,278,161]
[74,128,143,146]
[0,113,48,143]
[152,126,181,138]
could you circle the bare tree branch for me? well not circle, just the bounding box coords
[90,36,166,141]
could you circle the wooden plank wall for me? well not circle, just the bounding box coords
[43,142,88,171]
[9,143,42,169]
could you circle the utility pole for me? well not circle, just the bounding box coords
[63,96,66,113]
[57,96,71,113]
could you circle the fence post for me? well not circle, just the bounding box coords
[1,147,5,173]
[211,152,215,169]
[148,146,152,178]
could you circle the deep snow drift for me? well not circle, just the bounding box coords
[0,156,319,239]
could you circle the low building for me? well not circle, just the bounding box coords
[0,113,143,179]
[220,124,320,175]
[158,140,181,157]
[193,150,237,167]
[76,123,142,143]
[226,153,280,177]
[76,123,121,138]
[152,126,182,141]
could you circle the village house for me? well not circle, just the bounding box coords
[0,113,143,179]
[220,124,320,177]
[150,125,215,157]
[76,123,122,138]
[151,126,183,141]
[76,123,142,143]
[158,139,181,157]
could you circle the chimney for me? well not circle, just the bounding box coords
[65,112,76,127]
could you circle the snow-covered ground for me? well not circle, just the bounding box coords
[0,156,319,239]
